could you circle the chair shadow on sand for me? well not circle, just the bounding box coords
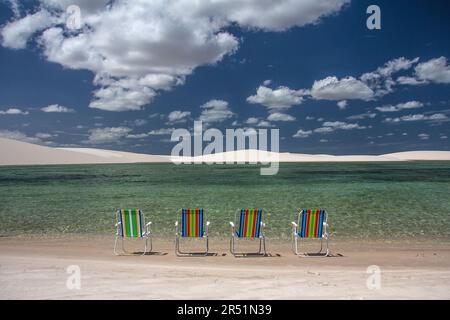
[134,251,168,256]
[231,252,281,258]
[174,251,221,257]
[295,252,344,258]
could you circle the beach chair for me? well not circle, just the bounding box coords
[230,208,267,256]
[175,208,210,256]
[114,208,152,255]
[291,209,329,257]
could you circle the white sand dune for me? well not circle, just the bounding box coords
[384,151,450,161]
[0,138,169,165]
[173,149,403,163]
[1,137,450,165]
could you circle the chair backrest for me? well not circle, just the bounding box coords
[180,208,205,237]
[118,208,144,238]
[298,209,327,238]
[236,208,263,238]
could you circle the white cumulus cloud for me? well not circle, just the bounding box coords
[0,129,52,144]
[314,121,366,134]
[1,0,349,112]
[84,127,132,144]
[347,112,376,120]
[41,104,75,113]
[1,9,55,49]
[415,56,450,84]
[360,57,419,96]
[376,101,423,113]
[337,100,348,109]
[267,112,296,122]
[293,129,312,138]
[0,108,29,115]
[310,76,374,101]
[167,110,191,124]
[384,113,448,123]
[245,117,272,127]
[247,85,307,111]
[198,99,235,124]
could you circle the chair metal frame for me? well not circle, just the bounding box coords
[230,208,267,257]
[291,208,329,257]
[114,208,152,256]
[175,208,210,256]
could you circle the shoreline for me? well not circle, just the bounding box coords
[2,233,449,244]
[1,236,450,299]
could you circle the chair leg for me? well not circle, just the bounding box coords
[121,236,128,254]
[291,233,294,253]
[296,237,330,257]
[175,235,209,256]
[114,235,121,255]
[261,236,266,255]
[318,237,323,254]
[175,235,181,256]
[230,236,235,256]
[142,236,149,256]
[230,237,266,257]
[293,236,300,255]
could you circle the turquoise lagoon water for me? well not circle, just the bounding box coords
[0,162,449,240]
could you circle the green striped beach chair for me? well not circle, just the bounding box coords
[175,208,210,256]
[229,208,267,256]
[114,208,152,255]
[291,209,329,257]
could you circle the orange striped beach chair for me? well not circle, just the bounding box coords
[175,208,210,256]
[229,208,267,256]
[291,209,330,256]
[114,208,152,255]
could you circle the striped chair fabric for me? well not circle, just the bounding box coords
[181,208,205,237]
[298,209,326,238]
[236,208,263,238]
[119,208,144,238]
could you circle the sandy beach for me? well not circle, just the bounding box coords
[1,236,449,299]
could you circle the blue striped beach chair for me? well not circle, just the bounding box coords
[114,208,152,255]
[175,208,210,256]
[229,208,267,256]
[291,209,330,256]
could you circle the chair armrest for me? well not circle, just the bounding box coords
[175,221,178,226]
[206,221,210,226]
[146,222,152,227]
[291,222,298,227]
[115,221,121,228]
[229,222,235,228]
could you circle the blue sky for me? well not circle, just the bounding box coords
[0,0,449,154]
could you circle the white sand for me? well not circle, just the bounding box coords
[1,137,450,166]
[0,237,449,299]
[0,138,168,165]
[384,151,450,161]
